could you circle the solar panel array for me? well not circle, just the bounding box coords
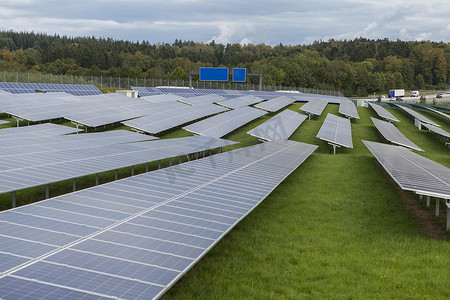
[299,98,328,117]
[247,109,307,141]
[421,123,450,139]
[122,104,229,135]
[215,95,265,109]
[0,82,102,96]
[316,113,353,150]
[338,99,360,119]
[0,92,188,127]
[371,117,423,151]
[253,96,295,112]
[363,140,450,199]
[368,102,399,122]
[0,135,236,195]
[183,106,267,138]
[0,140,318,300]
[131,86,347,104]
[394,104,440,127]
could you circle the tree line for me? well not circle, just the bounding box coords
[0,31,448,96]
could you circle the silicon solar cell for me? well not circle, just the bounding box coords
[371,117,423,151]
[0,140,318,300]
[338,99,360,119]
[183,106,267,138]
[316,113,353,149]
[368,102,400,122]
[247,109,307,141]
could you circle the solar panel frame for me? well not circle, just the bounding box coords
[0,82,102,96]
[371,117,423,151]
[0,140,318,300]
[316,113,353,149]
[247,109,307,141]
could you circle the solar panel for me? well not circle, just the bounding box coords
[0,135,237,195]
[316,113,353,153]
[394,104,440,127]
[0,82,102,96]
[140,93,184,103]
[363,140,450,199]
[178,94,227,106]
[418,106,450,121]
[421,123,450,140]
[371,117,423,151]
[368,102,400,122]
[0,140,318,300]
[0,120,8,125]
[299,98,328,118]
[215,95,265,109]
[183,106,267,138]
[338,99,360,119]
[247,109,307,141]
[123,104,228,135]
[253,96,295,112]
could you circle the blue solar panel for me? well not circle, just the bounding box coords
[0,82,102,96]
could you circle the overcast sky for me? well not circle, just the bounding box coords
[0,0,449,45]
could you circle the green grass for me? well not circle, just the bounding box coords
[161,104,450,299]
[1,104,450,299]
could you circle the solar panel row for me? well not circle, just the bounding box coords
[247,109,307,141]
[253,96,295,112]
[421,123,450,140]
[0,123,81,138]
[394,104,440,127]
[0,140,318,300]
[0,135,237,195]
[183,106,267,138]
[215,95,265,109]
[368,102,400,123]
[371,117,423,151]
[0,82,102,96]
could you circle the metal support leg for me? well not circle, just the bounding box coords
[95,173,99,185]
[179,156,181,164]
[169,158,172,167]
[333,145,337,155]
[426,196,430,207]
[209,149,212,156]
[131,166,134,176]
[419,194,423,200]
[158,160,161,169]
[73,178,76,192]
[45,184,49,199]
[187,154,190,161]
[115,169,118,180]
[12,191,16,208]
[447,206,450,231]
[435,198,440,217]
[146,163,149,172]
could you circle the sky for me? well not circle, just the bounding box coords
[0,0,449,46]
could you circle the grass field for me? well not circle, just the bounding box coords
[1,103,449,299]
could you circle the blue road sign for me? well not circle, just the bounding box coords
[199,68,229,81]
[233,68,246,82]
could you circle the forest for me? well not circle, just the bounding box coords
[0,30,448,96]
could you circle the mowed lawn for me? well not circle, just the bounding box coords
[162,103,450,299]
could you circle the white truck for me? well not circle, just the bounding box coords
[388,89,405,98]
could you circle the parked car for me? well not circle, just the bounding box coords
[436,93,443,98]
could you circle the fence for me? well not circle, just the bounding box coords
[1,71,343,97]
